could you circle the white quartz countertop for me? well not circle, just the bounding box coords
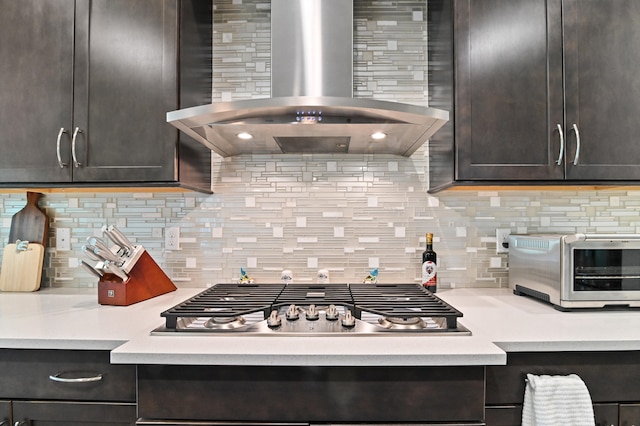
[1,286,639,366]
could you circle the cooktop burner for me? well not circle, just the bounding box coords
[153,283,470,336]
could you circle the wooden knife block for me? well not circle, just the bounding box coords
[98,250,176,306]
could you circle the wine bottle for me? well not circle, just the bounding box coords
[422,233,437,292]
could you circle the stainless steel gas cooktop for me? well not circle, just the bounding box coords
[152,283,470,336]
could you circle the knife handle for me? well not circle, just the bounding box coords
[80,260,103,278]
[92,246,121,264]
[87,237,115,256]
[107,226,135,251]
[103,262,129,282]
[81,245,102,262]
[102,226,130,256]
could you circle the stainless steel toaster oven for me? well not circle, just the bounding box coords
[509,233,640,309]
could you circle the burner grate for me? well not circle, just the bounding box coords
[274,284,354,310]
[160,283,285,329]
[349,283,463,329]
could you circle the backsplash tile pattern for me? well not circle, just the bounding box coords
[2,1,640,290]
[2,187,640,289]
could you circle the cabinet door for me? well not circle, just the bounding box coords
[12,401,136,426]
[563,0,640,180]
[71,0,179,183]
[620,403,640,426]
[454,0,565,180]
[594,403,619,426]
[0,0,74,183]
[0,400,9,426]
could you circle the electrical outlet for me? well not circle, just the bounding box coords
[165,227,180,250]
[57,228,71,251]
[496,228,511,254]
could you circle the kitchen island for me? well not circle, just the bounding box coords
[1,286,640,425]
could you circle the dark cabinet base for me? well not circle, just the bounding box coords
[485,351,640,426]
[13,401,136,425]
[138,364,485,424]
[0,349,136,425]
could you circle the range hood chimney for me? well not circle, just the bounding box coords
[167,0,448,157]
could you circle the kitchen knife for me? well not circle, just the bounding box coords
[107,226,136,253]
[86,236,111,253]
[81,245,103,262]
[80,260,104,278]
[101,225,130,256]
[102,261,129,282]
[91,246,122,265]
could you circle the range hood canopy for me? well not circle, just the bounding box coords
[167,0,449,157]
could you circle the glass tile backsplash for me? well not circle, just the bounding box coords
[2,175,640,289]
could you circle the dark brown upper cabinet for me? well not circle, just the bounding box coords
[0,0,212,192]
[428,0,640,191]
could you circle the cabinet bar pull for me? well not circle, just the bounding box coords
[56,127,69,168]
[71,127,83,168]
[571,123,581,165]
[555,124,564,165]
[48,372,103,383]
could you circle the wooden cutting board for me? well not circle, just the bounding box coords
[0,243,45,292]
[8,192,49,247]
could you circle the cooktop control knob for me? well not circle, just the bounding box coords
[267,310,282,328]
[342,310,356,328]
[325,304,339,321]
[286,304,299,320]
[306,304,319,321]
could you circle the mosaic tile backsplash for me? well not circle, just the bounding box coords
[2,178,640,290]
[3,1,640,290]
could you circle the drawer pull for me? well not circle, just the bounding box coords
[48,372,103,383]
[555,123,564,165]
[71,127,83,168]
[571,123,581,165]
[56,127,69,168]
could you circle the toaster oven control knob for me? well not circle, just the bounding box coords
[286,304,300,320]
[306,304,320,321]
[325,304,339,321]
[342,310,356,328]
[267,310,282,328]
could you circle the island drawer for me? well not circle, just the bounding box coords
[138,364,485,423]
[0,349,135,402]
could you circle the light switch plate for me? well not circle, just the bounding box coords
[57,228,71,251]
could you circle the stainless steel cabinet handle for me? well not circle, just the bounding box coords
[556,123,564,165]
[56,127,69,168]
[571,123,581,165]
[71,126,83,168]
[48,372,103,383]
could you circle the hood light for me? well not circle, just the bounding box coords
[237,132,253,140]
[371,132,386,140]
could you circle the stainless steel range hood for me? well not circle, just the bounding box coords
[167,0,449,157]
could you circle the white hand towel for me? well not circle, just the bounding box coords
[521,373,595,426]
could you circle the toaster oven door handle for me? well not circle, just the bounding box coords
[566,233,640,243]
[563,233,587,244]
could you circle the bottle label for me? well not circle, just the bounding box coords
[422,261,437,287]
